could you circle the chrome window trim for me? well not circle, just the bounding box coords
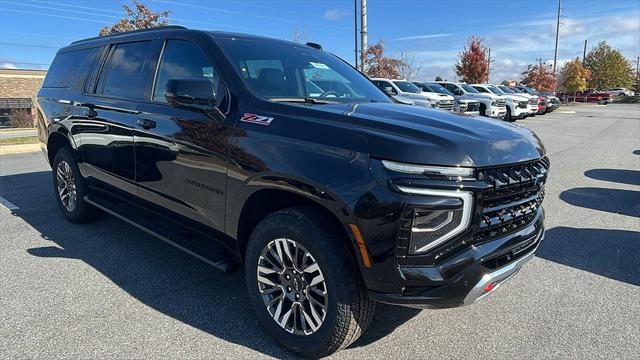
[396,186,473,253]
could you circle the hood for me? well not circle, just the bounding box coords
[506,94,529,102]
[420,91,454,101]
[314,102,545,167]
[470,92,503,101]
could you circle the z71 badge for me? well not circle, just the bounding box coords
[241,113,274,126]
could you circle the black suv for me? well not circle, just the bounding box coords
[37,26,548,358]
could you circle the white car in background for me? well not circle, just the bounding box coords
[412,82,455,110]
[472,84,531,121]
[604,87,634,97]
[500,85,538,115]
[370,78,435,108]
[437,81,507,119]
[422,82,481,115]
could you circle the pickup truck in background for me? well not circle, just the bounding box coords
[371,78,435,108]
[419,82,481,115]
[556,89,613,104]
[437,81,507,119]
[411,82,455,110]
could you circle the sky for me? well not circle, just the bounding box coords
[1,0,639,83]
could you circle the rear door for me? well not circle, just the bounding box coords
[133,38,231,231]
[77,40,157,195]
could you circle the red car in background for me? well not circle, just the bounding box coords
[556,89,613,104]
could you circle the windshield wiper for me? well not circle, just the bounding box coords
[269,97,338,104]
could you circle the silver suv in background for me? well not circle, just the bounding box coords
[421,82,480,115]
[472,84,531,121]
[499,85,539,115]
[412,82,455,110]
[437,81,507,119]
[370,78,434,108]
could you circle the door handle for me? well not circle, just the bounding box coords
[136,118,156,130]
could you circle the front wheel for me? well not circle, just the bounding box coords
[505,107,512,122]
[245,206,374,358]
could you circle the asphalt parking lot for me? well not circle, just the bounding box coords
[1,104,639,359]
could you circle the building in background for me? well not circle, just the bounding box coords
[0,69,47,127]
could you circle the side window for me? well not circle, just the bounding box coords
[98,41,151,99]
[43,47,100,88]
[474,86,488,93]
[153,40,226,108]
[381,81,397,95]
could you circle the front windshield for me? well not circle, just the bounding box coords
[498,86,514,93]
[425,83,454,96]
[520,86,536,94]
[460,84,479,93]
[487,85,504,94]
[216,38,390,103]
[393,81,422,94]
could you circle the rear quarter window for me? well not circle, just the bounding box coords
[43,47,101,88]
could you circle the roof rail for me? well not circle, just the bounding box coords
[71,25,188,45]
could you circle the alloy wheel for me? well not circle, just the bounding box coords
[257,238,328,335]
[56,160,77,212]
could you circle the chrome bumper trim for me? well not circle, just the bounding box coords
[462,229,543,306]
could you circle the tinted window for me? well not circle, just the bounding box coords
[393,81,421,93]
[153,40,225,107]
[217,39,389,103]
[43,47,100,88]
[99,41,151,99]
[473,86,489,93]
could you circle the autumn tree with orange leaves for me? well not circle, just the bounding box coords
[520,61,556,92]
[363,40,404,79]
[455,36,489,84]
[100,0,171,36]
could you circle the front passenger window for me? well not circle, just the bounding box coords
[153,40,226,108]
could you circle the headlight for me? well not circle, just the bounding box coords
[382,160,475,181]
[491,100,497,106]
[397,187,473,253]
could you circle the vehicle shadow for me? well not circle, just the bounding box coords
[1,170,419,357]
[538,227,640,286]
[584,169,640,186]
[559,187,640,217]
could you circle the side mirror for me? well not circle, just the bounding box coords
[164,78,217,112]
[454,89,463,96]
[383,86,396,96]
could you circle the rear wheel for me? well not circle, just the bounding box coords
[245,206,374,358]
[52,147,99,222]
[505,107,512,122]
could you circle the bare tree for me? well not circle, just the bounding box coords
[100,0,171,36]
[397,51,421,81]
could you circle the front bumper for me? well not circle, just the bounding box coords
[369,223,544,309]
[511,105,528,118]
[489,106,507,118]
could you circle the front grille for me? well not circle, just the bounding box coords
[474,157,550,244]
[464,102,480,112]
[437,100,454,110]
[529,98,538,105]
[518,101,529,108]
[496,99,506,107]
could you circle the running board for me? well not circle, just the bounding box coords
[84,195,237,273]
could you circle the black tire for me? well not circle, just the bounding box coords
[505,107,512,122]
[52,147,99,223]
[479,103,487,117]
[245,206,374,358]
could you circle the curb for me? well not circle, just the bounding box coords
[0,143,41,156]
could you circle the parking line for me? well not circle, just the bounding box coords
[0,196,19,211]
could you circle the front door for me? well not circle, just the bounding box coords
[134,39,231,231]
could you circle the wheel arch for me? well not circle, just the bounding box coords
[234,187,355,262]
[46,130,74,165]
